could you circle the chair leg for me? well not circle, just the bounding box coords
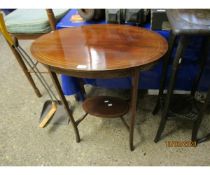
[9,45,42,97]
[154,116,167,143]
[192,119,202,142]
[154,36,188,142]
[192,85,210,142]
[191,37,210,96]
[153,32,176,115]
[191,38,210,143]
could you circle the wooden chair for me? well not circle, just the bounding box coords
[1,9,69,97]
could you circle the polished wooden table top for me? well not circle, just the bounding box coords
[31,24,168,72]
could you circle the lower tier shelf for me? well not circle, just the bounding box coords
[82,96,129,118]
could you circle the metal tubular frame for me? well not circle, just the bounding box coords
[15,44,59,102]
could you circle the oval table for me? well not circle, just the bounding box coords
[31,24,168,151]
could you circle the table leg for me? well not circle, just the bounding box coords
[129,68,139,151]
[154,36,187,143]
[153,32,176,115]
[48,69,81,143]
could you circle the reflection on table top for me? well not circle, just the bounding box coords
[31,24,168,72]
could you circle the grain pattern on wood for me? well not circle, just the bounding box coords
[31,24,168,72]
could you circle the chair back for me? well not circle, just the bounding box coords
[0,12,14,46]
[46,9,56,31]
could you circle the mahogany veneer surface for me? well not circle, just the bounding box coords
[31,24,168,72]
[82,96,129,118]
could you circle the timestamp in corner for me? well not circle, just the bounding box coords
[165,140,197,147]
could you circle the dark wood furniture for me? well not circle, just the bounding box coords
[153,9,210,144]
[31,24,168,151]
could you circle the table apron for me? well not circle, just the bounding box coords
[46,61,158,79]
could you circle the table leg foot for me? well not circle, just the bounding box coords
[192,120,201,142]
[130,144,135,151]
[152,101,160,115]
[154,117,167,143]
